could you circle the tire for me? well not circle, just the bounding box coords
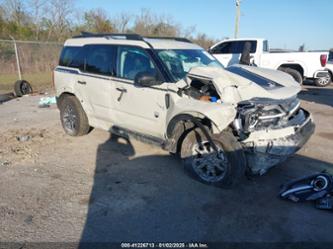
[59,95,90,136]
[14,80,33,97]
[180,128,246,188]
[314,74,332,87]
[280,68,303,84]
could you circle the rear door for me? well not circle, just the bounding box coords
[75,44,117,124]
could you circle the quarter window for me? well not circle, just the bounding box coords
[59,46,84,68]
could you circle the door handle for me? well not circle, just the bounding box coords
[116,87,127,101]
[116,87,127,92]
[77,80,86,85]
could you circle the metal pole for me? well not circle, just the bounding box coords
[234,0,241,38]
[9,35,22,80]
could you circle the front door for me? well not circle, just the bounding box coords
[111,45,167,138]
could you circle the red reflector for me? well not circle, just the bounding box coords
[320,54,327,67]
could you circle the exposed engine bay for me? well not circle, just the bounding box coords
[183,78,221,103]
[182,76,305,138]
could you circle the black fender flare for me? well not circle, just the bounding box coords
[166,114,218,154]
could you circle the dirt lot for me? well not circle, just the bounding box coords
[0,85,333,244]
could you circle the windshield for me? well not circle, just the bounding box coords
[157,49,223,81]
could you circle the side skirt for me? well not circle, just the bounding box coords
[110,126,169,149]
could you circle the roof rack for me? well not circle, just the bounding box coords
[145,36,192,43]
[72,32,143,41]
[72,32,192,43]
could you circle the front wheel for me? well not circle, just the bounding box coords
[180,128,246,188]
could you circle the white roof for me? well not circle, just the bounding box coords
[64,36,202,50]
[145,38,202,50]
[210,37,267,49]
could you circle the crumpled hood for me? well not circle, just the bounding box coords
[186,65,301,104]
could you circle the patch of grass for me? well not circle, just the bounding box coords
[0,72,53,92]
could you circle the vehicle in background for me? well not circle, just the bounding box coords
[324,49,333,85]
[209,38,331,87]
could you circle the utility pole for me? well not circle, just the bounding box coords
[9,35,22,81]
[234,0,241,38]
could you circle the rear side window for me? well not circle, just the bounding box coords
[329,50,333,61]
[59,46,84,68]
[211,41,257,54]
[84,45,116,76]
[263,40,269,52]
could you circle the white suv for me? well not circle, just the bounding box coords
[54,33,315,187]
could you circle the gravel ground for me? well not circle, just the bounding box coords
[0,85,332,245]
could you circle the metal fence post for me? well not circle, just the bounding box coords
[9,35,22,81]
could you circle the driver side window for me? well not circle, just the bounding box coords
[117,46,157,81]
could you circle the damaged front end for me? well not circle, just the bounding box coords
[233,97,315,175]
[184,66,315,175]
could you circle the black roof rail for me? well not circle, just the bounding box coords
[72,32,143,41]
[72,32,192,43]
[144,36,193,43]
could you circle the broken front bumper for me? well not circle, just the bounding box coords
[242,109,315,175]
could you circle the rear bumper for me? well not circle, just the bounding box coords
[242,109,315,175]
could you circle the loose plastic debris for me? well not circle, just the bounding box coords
[316,196,333,211]
[0,160,11,167]
[16,135,32,142]
[38,96,56,108]
[279,172,333,211]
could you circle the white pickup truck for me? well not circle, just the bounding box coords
[209,38,331,87]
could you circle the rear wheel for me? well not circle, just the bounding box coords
[59,95,91,136]
[281,68,303,84]
[180,128,246,188]
[314,74,332,87]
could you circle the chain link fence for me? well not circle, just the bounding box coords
[0,39,63,93]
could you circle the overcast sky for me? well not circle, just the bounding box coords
[77,0,333,50]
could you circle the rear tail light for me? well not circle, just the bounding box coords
[320,54,327,67]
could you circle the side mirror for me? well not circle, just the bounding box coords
[134,72,159,87]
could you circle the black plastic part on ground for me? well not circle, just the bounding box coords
[0,92,15,103]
